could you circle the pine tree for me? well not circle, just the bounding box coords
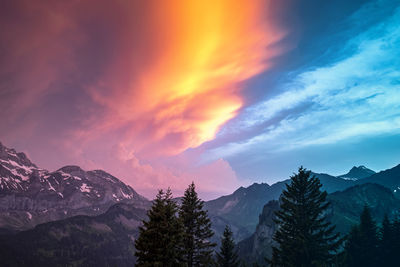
[390,217,400,262]
[378,214,395,266]
[343,225,362,266]
[216,225,240,267]
[344,206,378,267]
[135,188,184,267]
[270,167,342,267]
[179,182,216,266]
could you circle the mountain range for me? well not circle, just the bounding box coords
[0,141,150,232]
[1,141,400,265]
[205,166,374,235]
[238,183,400,264]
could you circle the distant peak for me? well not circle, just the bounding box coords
[339,165,376,180]
[0,141,37,167]
[57,165,84,173]
[351,165,367,170]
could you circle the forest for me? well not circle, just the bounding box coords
[135,168,398,266]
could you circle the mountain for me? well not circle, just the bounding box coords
[356,164,400,196]
[205,182,286,236]
[205,172,354,237]
[327,183,400,233]
[0,203,147,267]
[338,165,376,180]
[238,183,400,264]
[0,142,150,231]
[236,200,280,264]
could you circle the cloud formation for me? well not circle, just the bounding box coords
[86,0,285,157]
[208,3,400,161]
[0,0,284,198]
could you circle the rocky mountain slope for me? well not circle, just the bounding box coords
[205,182,285,235]
[236,200,280,264]
[0,203,147,267]
[0,142,150,231]
[238,183,400,264]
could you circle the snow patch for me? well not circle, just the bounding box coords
[26,212,32,220]
[341,177,358,181]
[0,162,30,181]
[8,159,35,174]
[58,171,72,180]
[47,180,56,191]
[119,188,132,199]
[80,183,92,193]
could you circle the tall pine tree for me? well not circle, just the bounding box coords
[344,206,378,267]
[216,225,240,267]
[135,188,184,267]
[378,214,395,266]
[389,217,400,263]
[270,167,342,267]
[179,182,216,266]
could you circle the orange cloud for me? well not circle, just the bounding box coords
[89,0,285,156]
[0,1,287,198]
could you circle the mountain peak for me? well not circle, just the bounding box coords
[351,165,367,170]
[339,165,375,180]
[57,165,84,173]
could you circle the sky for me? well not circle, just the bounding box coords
[0,0,399,200]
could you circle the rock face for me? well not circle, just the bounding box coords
[205,183,285,236]
[0,203,147,266]
[237,200,280,264]
[0,142,150,231]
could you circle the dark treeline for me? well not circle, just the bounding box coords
[135,182,229,266]
[135,182,242,267]
[135,168,399,267]
[343,206,400,267]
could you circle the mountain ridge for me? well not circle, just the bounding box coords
[338,165,376,180]
[0,142,150,231]
[238,183,400,264]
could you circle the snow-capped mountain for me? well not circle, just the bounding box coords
[338,165,376,180]
[0,141,150,231]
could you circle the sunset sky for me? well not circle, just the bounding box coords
[1,0,399,199]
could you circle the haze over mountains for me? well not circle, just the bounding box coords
[1,141,400,265]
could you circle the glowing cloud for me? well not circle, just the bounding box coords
[90,0,284,156]
[0,0,286,198]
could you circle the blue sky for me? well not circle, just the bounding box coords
[199,0,400,183]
